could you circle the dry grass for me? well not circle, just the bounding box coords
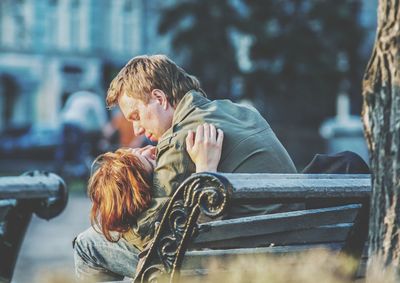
[182,249,399,283]
[365,256,398,283]
[185,248,357,283]
[30,249,399,283]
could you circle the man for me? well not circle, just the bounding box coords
[100,108,148,150]
[74,55,297,281]
[106,54,297,248]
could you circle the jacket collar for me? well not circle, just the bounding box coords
[172,90,208,126]
[157,90,208,144]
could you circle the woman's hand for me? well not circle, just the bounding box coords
[186,123,224,173]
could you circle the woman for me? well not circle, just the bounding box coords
[74,124,223,281]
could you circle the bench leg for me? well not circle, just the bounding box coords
[0,204,32,283]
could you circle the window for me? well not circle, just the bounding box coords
[70,0,81,49]
[45,0,59,49]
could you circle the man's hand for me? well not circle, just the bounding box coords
[185,123,224,173]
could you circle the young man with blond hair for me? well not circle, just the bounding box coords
[74,55,297,281]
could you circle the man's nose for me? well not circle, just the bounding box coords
[132,122,145,136]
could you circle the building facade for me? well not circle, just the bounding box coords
[0,0,172,131]
[0,0,378,132]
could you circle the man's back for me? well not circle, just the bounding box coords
[153,91,296,196]
[125,91,297,249]
[182,93,296,174]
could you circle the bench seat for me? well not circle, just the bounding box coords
[134,173,371,283]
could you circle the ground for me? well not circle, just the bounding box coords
[11,193,91,283]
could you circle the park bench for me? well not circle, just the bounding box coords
[0,171,68,283]
[134,173,371,283]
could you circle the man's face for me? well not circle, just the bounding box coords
[118,91,173,143]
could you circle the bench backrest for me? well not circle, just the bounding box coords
[134,173,371,283]
[0,171,68,283]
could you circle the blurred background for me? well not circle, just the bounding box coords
[0,0,376,281]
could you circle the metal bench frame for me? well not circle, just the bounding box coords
[0,171,68,283]
[134,173,371,283]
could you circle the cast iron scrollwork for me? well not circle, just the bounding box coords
[134,173,232,283]
[141,264,166,283]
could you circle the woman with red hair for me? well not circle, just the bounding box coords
[74,123,223,281]
[88,146,154,243]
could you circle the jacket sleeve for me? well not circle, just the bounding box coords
[152,131,196,197]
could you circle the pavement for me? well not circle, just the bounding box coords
[11,193,91,283]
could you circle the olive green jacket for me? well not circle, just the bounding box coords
[124,90,297,249]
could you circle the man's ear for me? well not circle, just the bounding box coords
[151,89,170,110]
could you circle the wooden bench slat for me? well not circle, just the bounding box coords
[223,174,371,201]
[223,173,370,180]
[193,223,352,249]
[194,204,360,243]
[182,243,344,270]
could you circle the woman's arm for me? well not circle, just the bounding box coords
[185,123,224,173]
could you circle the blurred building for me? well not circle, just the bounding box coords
[0,0,173,131]
[0,0,378,134]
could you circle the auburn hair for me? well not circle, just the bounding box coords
[106,54,205,108]
[88,148,152,242]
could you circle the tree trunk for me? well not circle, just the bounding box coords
[362,0,400,266]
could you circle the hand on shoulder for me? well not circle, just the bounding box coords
[185,123,224,173]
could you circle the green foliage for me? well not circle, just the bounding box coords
[158,0,240,99]
[158,0,366,126]
[242,0,365,124]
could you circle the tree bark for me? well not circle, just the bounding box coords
[362,0,400,267]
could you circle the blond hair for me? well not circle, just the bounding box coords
[107,55,205,108]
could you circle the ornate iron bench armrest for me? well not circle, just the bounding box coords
[134,173,232,283]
